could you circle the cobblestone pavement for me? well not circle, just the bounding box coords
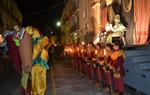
[0,60,142,95]
[0,66,51,95]
[0,68,22,95]
[50,60,138,95]
[51,62,101,95]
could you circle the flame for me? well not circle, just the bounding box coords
[70,48,73,53]
[77,47,79,51]
[95,50,98,55]
[81,42,85,45]
[104,49,106,56]
[81,49,84,53]
[0,34,4,44]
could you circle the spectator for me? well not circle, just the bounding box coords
[48,44,54,65]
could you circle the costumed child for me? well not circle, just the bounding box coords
[31,35,49,95]
[82,44,87,76]
[76,44,81,72]
[24,26,49,95]
[63,45,69,64]
[103,43,113,93]
[71,45,76,70]
[68,44,74,67]
[87,42,95,80]
[91,44,97,80]
[20,26,41,95]
[79,43,85,75]
[74,45,79,71]
[13,26,33,95]
[109,42,125,95]
[94,43,104,88]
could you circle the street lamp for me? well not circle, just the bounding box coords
[56,21,61,27]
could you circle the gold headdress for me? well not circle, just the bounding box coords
[114,15,120,22]
[25,26,41,39]
[25,26,33,35]
[32,28,41,39]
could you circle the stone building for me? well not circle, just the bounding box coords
[0,0,22,32]
[61,0,101,44]
[61,0,149,45]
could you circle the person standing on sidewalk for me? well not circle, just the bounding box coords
[48,44,54,65]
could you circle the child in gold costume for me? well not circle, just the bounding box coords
[31,36,49,95]
[25,26,50,95]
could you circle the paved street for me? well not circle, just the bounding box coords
[0,65,51,95]
[50,60,139,95]
[0,59,143,95]
[51,61,102,95]
[0,67,21,95]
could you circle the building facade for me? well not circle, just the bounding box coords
[0,0,22,32]
[61,0,102,44]
[61,0,150,45]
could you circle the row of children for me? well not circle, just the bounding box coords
[64,41,126,95]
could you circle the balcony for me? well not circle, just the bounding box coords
[72,0,79,14]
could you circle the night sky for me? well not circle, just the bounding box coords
[14,0,65,31]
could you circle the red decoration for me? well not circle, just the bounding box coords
[134,0,150,45]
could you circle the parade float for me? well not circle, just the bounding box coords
[96,0,150,94]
